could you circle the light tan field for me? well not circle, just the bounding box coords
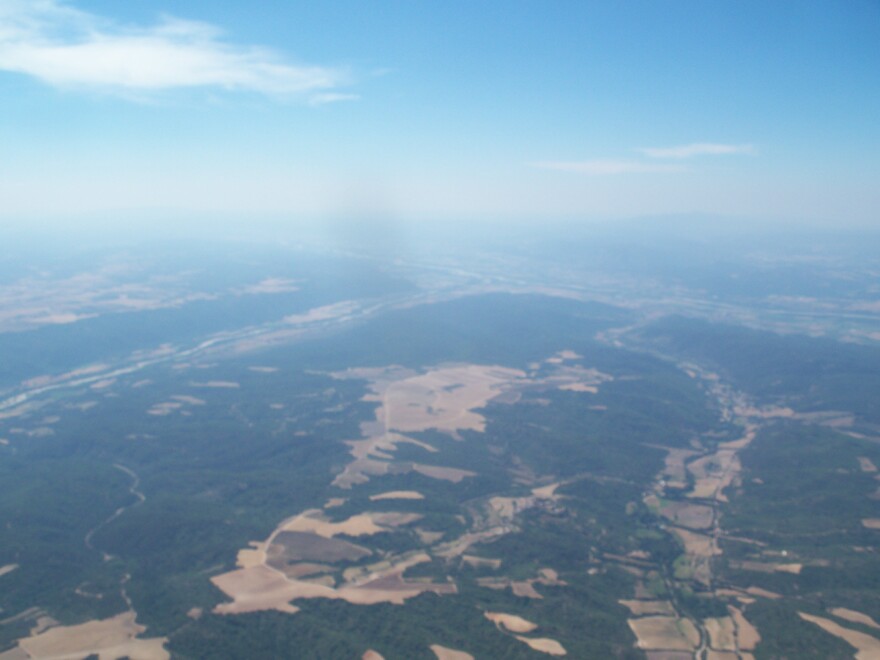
[729,561,802,575]
[628,617,700,652]
[511,582,544,599]
[324,498,346,508]
[513,636,567,656]
[686,449,740,501]
[531,483,560,499]
[331,359,609,488]
[830,608,880,630]
[280,511,388,538]
[370,491,425,501]
[333,432,438,489]
[366,365,525,435]
[213,552,455,615]
[730,606,761,650]
[0,564,19,578]
[861,518,880,529]
[704,616,736,651]
[484,612,538,633]
[670,527,720,586]
[646,446,698,489]
[705,652,739,660]
[619,600,676,616]
[0,646,29,659]
[858,457,878,473]
[15,611,168,660]
[798,612,880,659]
[362,650,385,660]
[415,529,444,544]
[462,555,502,569]
[412,464,476,482]
[248,366,279,373]
[429,644,474,660]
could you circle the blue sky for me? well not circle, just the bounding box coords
[1,0,878,227]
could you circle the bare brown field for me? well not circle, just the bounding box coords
[861,518,880,529]
[705,652,739,660]
[704,616,736,651]
[830,608,880,630]
[658,501,714,529]
[513,636,567,656]
[686,449,740,502]
[730,606,761,650]
[627,617,699,652]
[484,612,538,633]
[645,445,698,489]
[798,612,880,659]
[669,527,719,586]
[15,611,168,660]
[429,644,474,660]
[268,531,371,564]
[362,649,385,660]
[619,600,676,616]
[370,490,425,501]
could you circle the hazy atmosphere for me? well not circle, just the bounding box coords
[1,3,879,660]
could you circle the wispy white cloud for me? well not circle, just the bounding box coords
[0,0,350,99]
[308,92,360,106]
[533,159,685,175]
[638,142,755,159]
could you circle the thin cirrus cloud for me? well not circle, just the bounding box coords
[0,0,351,99]
[638,142,755,159]
[533,160,685,175]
